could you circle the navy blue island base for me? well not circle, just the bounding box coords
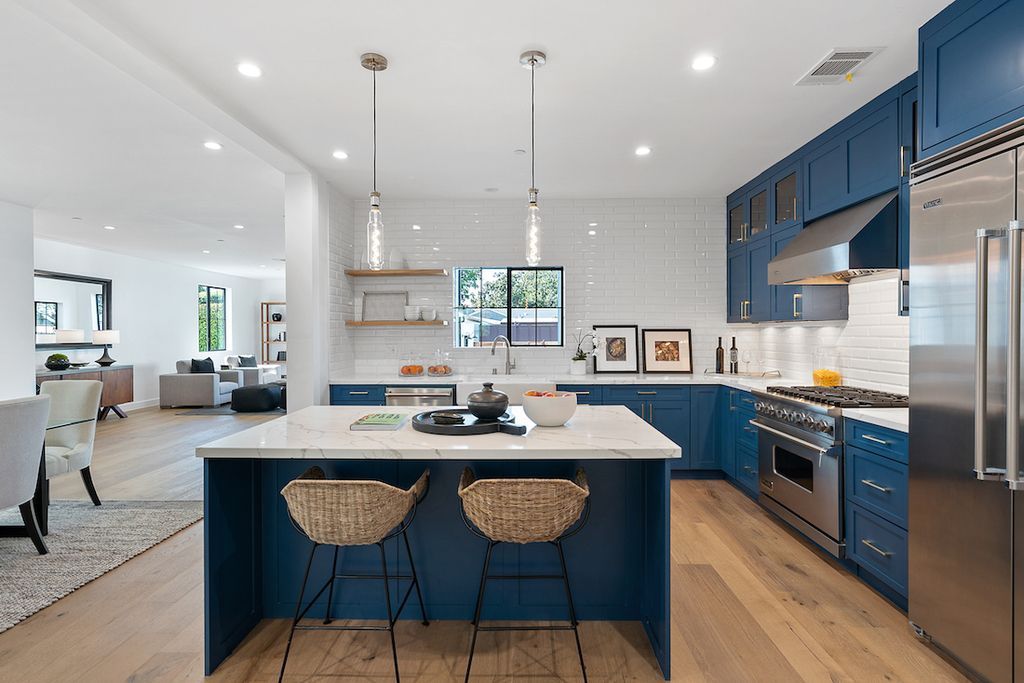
[200,406,677,679]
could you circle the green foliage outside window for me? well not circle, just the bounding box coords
[198,285,227,352]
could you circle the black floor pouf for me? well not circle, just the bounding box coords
[231,384,283,412]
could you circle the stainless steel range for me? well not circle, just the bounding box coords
[750,385,908,558]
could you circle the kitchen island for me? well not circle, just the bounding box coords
[197,404,681,678]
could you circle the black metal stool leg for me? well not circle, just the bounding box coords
[401,529,429,625]
[556,540,587,682]
[279,542,318,683]
[465,541,495,683]
[323,545,339,624]
[378,542,401,683]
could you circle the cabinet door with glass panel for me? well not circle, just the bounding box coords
[771,162,801,231]
[728,196,746,248]
[745,181,770,244]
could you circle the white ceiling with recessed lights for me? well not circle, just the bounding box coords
[3,0,951,274]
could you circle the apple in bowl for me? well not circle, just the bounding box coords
[522,391,578,427]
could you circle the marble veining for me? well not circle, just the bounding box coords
[843,407,909,433]
[196,405,682,460]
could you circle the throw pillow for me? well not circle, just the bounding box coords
[238,355,258,368]
[191,357,215,373]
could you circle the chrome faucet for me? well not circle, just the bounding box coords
[491,335,516,375]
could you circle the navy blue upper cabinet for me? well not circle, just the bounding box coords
[804,99,900,220]
[747,240,771,322]
[728,197,746,248]
[770,226,804,321]
[920,0,1024,155]
[771,163,801,231]
[727,248,749,323]
[899,86,919,179]
[746,183,770,244]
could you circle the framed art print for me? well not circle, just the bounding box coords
[593,325,639,374]
[642,328,693,374]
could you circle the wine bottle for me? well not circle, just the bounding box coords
[715,337,725,374]
[729,337,738,374]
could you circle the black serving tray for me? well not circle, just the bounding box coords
[412,409,527,436]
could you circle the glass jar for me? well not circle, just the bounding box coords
[428,351,453,377]
[399,354,424,377]
[812,347,842,387]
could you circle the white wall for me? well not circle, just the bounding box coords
[0,200,36,399]
[34,238,268,408]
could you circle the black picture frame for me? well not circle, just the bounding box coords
[34,270,113,350]
[592,324,640,374]
[642,328,694,374]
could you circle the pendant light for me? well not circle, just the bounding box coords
[362,52,388,270]
[520,50,546,267]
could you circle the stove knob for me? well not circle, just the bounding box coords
[814,420,832,434]
[802,414,816,427]
[754,401,765,412]
[778,409,789,421]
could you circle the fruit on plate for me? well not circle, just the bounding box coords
[400,364,424,376]
[524,390,567,398]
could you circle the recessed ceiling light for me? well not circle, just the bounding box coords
[237,62,262,78]
[332,149,349,160]
[432,247,440,251]
[259,264,267,268]
[635,146,652,156]
[204,141,223,151]
[412,224,421,230]
[202,249,211,254]
[691,53,717,71]
[103,225,116,230]
[588,222,598,227]
[588,230,597,236]
[233,224,245,230]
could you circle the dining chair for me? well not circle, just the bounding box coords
[39,380,103,505]
[0,394,51,554]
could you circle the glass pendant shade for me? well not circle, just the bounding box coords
[525,188,541,267]
[367,191,384,270]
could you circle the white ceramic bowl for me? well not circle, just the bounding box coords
[421,308,437,321]
[522,392,577,427]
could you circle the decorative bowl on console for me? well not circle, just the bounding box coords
[44,353,71,371]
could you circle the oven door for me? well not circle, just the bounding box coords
[751,418,843,555]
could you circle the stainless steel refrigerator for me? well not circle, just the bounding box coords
[910,119,1024,682]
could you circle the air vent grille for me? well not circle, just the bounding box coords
[796,47,883,86]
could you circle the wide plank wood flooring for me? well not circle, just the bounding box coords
[0,407,967,681]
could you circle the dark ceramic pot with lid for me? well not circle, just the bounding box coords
[466,382,509,420]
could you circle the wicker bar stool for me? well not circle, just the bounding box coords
[458,467,591,682]
[278,466,430,683]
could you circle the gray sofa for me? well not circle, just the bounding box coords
[224,355,282,387]
[159,361,242,408]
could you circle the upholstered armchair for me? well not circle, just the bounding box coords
[0,394,51,554]
[224,355,281,387]
[39,380,103,506]
[159,361,242,408]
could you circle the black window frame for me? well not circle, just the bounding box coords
[34,301,58,335]
[198,284,227,352]
[453,266,564,348]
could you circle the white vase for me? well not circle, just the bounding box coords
[570,359,587,376]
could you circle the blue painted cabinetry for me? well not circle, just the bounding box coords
[844,419,909,605]
[919,0,1024,155]
[330,385,386,405]
[689,386,720,470]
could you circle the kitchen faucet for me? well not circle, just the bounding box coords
[491,335,516,375]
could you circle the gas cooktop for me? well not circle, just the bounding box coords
[765,385,909,408]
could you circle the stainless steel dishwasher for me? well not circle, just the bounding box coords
[384,386,454,407]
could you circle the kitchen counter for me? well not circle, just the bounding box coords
[843,407,909,433]
[197,405,681,460]
[329,372,785,393]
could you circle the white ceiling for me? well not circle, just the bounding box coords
[3,1,951,274]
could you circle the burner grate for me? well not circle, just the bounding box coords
[766,385,908,408]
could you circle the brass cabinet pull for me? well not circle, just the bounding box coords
[861,479,892,494]
[861,539,892,558]
[793,292,802,319]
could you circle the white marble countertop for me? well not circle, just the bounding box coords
[328,373,782,393]
[196,405,682,460]
[842,407,909,433]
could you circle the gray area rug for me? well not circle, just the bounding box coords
[178,406,283,415]
[0,500,203,632]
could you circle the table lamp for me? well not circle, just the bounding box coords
[93,330,120,366]
[55,329,85,344]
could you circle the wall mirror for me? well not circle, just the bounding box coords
[34,270,112,349]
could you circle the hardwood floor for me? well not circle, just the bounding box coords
[0,408,967,681]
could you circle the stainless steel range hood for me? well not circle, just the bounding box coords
[768,190,898,285]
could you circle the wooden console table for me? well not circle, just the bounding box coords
[36,364,134,419]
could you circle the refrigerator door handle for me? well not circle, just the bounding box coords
[1007,220,1023,490]
[976,228,1008,480]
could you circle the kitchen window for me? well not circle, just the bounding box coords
[453,267,563,348]
[198,285,227,352]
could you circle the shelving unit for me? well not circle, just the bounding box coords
[344,268,449,277]
[346,320,447,327]
[261,301,287,365]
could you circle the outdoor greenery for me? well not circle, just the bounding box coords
[198,285,227,352]
[454,268,563,347]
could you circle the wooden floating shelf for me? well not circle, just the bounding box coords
[346,320,448,327]
[344,268,449,277]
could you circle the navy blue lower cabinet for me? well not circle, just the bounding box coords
[689,386,720,470]
[651,400,691,471]
[846,503,909,598]
[556,385,604,404]
[736,445,760,495]
[920,0,1024,154]
[329,385,386,405]
[719,390,737,479]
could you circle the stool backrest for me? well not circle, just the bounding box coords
[458,469,589,544]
